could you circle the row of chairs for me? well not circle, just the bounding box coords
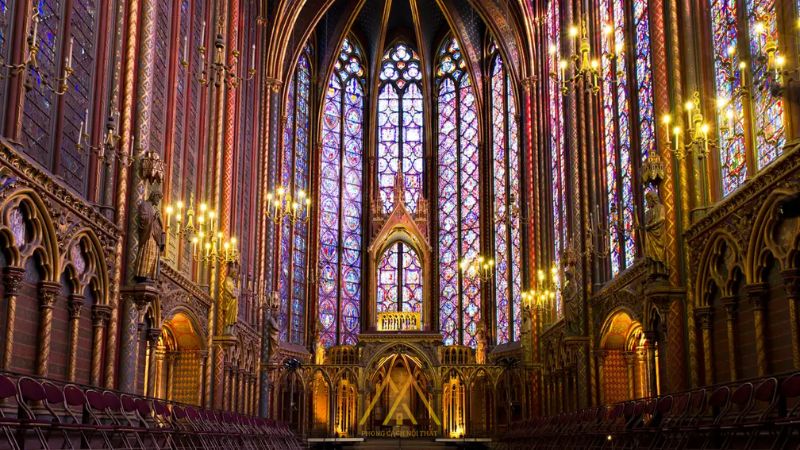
[503,372,800,449]
[0,373,302,450]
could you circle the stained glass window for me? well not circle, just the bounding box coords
[22,0,64,167]
[490,45,523,344]
[710,0,747,195]
[377,243,422,313]
[546,0,566,320]
[745,0,784,168]
[436,37,481,347]
[378,42,424,214]
[600,0,637,277]
[279,48,311,345]
[0,0,14,124]
[709,0,785,195]
[318,38,365,348]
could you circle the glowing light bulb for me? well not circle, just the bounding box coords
[568,25,579,38]
[662,114,671,125]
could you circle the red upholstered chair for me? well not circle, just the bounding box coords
[16,376,53,449]
[134,397,169,449]
[0,375,21,450]
[774,373,800,449]
[40,381,89,450]
[84,389,115,448]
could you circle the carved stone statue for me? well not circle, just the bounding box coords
[475,324,487,365]
[265,292,281,361]
[313,326,325,365]
[222,262,240,334]
[644,191,667,276]
[133,189,165,282]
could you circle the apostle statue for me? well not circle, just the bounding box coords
[222,261,240,334]
[644,190,667,276]
[265,292,281,361]
[475,323,487,365]
[313,326,325,365]
[133,189,165,282]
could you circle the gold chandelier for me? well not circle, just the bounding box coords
[265,186,311,224]
[164,196,238,265]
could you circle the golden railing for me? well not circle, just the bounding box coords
[377,311,421,331]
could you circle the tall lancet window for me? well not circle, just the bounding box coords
[546,0,566,320]
[710,0,785,196]
[376,42,424,316]
[490,43,522,344]
[436,37,481,347]
[318,38,365,348]
[279,47,312,345]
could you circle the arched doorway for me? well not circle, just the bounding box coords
[156,312,204,405]
[598,310,652,404]
[360,352,438,436]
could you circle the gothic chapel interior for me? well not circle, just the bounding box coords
[2,0,800,448]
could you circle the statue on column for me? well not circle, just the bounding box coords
[313,325,325,365]
[265,292,281,362]
[222,261,240,335]
[644,190,667,277]
[475,323,487,365]
[133,188,165,282]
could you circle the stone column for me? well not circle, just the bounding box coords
[624,352,636,399]
[721,296,738,381]
[1,267,23,370]
[36,282,60,377]
[91,305,112,386]
[223,364,231,411]
[145,328,161,397]
[165,353,177,401]
[596,351,607,406]
[644,331,661,396]
[198,350,209,407]
[695,307,714,386]
[118,284,159,393]
[782,269,800,369]
[746,283,769,376]
[66,294,85,382]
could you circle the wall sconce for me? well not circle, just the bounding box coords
[0,5,74,95]
[662,92,711,161]
[549,20,623,96]
[181,21,256,89]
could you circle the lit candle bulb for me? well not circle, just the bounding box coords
[250,44,256,71]
[568,25,579,46]
[775,54,786,78]
[673,126,681,153]
[661,115,672,143]
[739,61,747,87]
[558,59,567,81]
[66,37,74,70]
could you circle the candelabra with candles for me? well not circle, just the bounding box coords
[0,5,75,94]
[181,21,256,89]
[265,186,311,225]
[521,264,560,322]
[74,110,133,164]
[549,20,623,95]
[661,92,711,161]
[459,255,495,282]
[163,196,239,266]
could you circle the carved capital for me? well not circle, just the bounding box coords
[121,283,160,311]
[38,282,60,309]
[68,295,85,319]
[521,76,537,91]
[781,269,800,299]
[146,328,162,345]
[92,304,113,325]
[745,283,769,311]
[2,267,24,295]
[721,296,738,316]
[694,306,713,329]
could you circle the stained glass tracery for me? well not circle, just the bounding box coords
[600,0,637,277]
[436,37,481,347]
[491,47,522,344]
[378,43,423,214]
[279,49,311,345]
[377,243,422,313]
[318,38,364,348]
[546,0,566,319]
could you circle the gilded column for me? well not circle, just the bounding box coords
[596,351,607,406]
[36,282,60,377]
[1,267,23,370]
[722,296,738,381]
[624,352,636,399]
[223,363,231,411]
[746,284,769,376]
[91,305,112,386]
[165,353,176,401]
[145,328,161,397]
[782,269,800,369]
[695,307,714,386]
[199,350,209,407]
[66,295,85,382]
[238,369,245,413]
